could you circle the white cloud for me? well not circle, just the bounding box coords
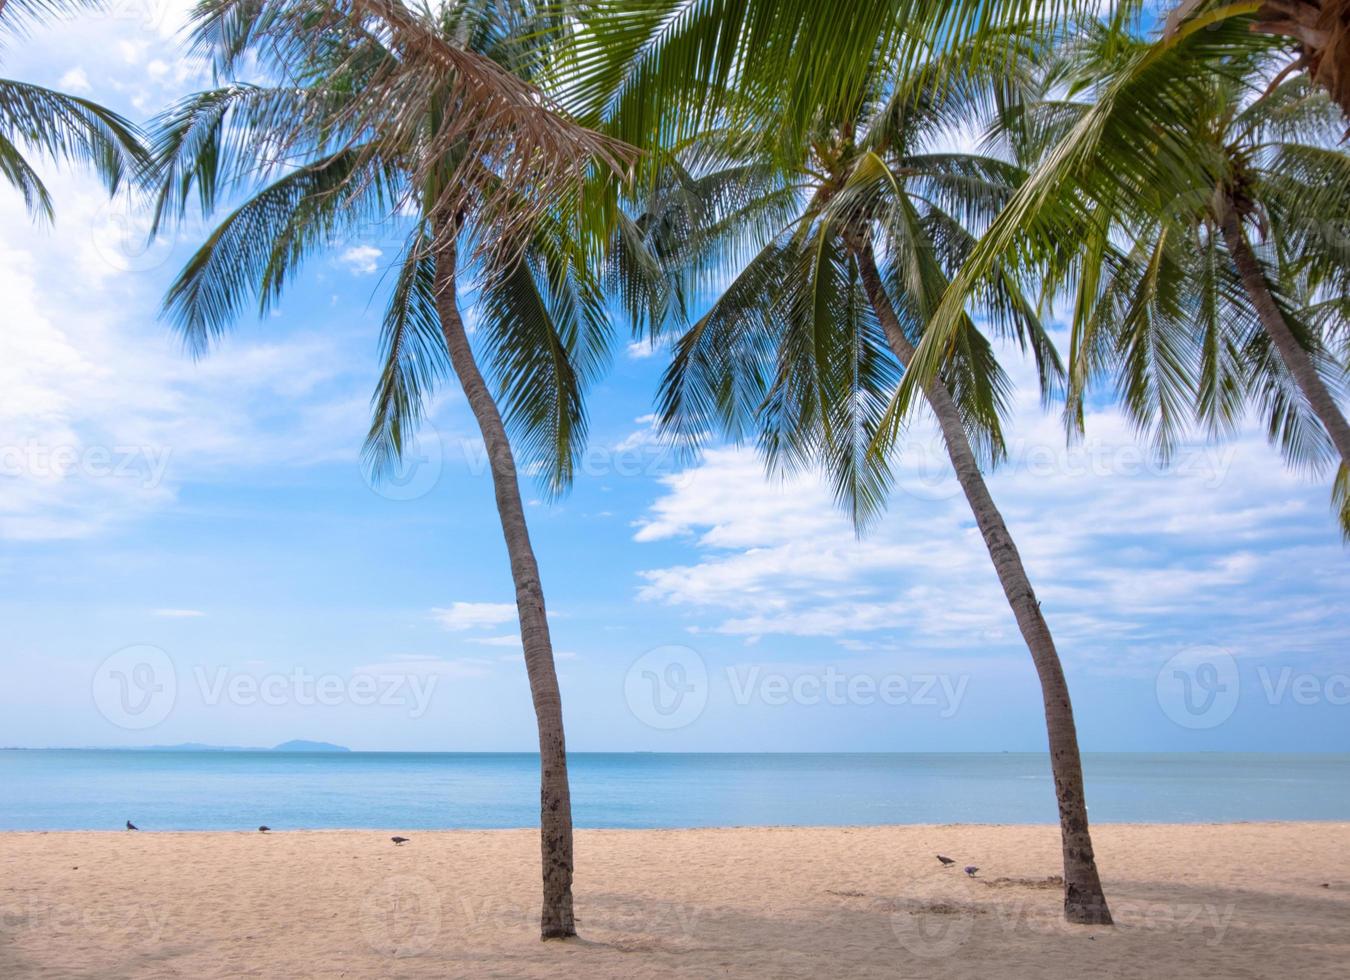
[0,17,381,543]
[338,245,384,276]
[431,602,518,631]
[633,453,838,547]
[633,337,1350,674]
[116,39,149,65]
[612,413,686,456]
[626,337,663,360]
[0,200,175,539]
[57,67,91,92]
[0,171,376,541]
[469,633,523,647]
[152,608,205,618]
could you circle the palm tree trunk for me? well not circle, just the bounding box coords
[431,226,576,940]
[1219,197,1350,466]
[852,242,1112,925]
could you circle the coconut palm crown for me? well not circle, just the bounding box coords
[931,10,1350,535]
[1047,23,1350,532]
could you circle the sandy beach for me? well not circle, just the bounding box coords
[2,822,1346,978]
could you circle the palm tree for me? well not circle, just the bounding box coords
[612,37,1114,924]
[919,10,1350,534]
[0,0,143,219]
[145,0,631,940]
[1048,24,1350,531]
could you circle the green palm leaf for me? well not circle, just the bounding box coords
[0,77,143,219]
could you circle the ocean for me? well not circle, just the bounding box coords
[2,751,1346,831]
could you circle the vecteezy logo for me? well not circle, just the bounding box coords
[889,899,975,958]
[89,197,177,274]
[362,420,444,502]
[1156,647,1240,730]
[361,874,442,957]
[624,645,708,730]
[92,645,177,729]
[894,431,963,502]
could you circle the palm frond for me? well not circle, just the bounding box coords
[1335,463,1350,542]
[363,220,451,479]
[0,128,51,216]
[0,0,103,40]
[568,0,1114,149]
[657,236,791,447]
[143,83,347,234]
[478,215,613,497]
[163,144,400,352]
[0,77,144,218]
[761,229,900,527]
[902,12,1278,416]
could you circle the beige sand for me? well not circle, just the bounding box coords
[2,823,1347,978]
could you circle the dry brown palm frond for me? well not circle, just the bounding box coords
[1250,0,1350,120]
[1166,1,1350,121]
[195,0,636,260]
[350,0,635,201]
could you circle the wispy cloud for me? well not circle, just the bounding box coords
[633,336,1350,675]
[0,167,374,542]
[337,245,383,276]
[431,602,518,631]
[57,67,91,92]
[625,337,664,360]
[469,633,523,647]
[152,608,205,618]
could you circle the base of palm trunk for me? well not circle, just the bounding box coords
[540,894,576,940]
[1064,886,1113,925]
[1054,807,1113,925]
[541,924,578,940]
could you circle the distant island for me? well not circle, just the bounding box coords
[130,740,352,753]
[271,740,350,753]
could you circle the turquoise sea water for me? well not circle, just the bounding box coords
[1,751,1347,831]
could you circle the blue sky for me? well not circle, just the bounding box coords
[2,3,1348,753]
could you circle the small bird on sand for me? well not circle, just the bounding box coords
[964,866,979,877]
[258,826,270,833]
[125,820,138,831]
[936,854,955,867]
[391,836,410,845]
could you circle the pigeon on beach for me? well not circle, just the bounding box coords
[125,820,138,831]
[964,866,979,877]
[258,826,270,833]
[936,854,955,867]
[391,836,410,845]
